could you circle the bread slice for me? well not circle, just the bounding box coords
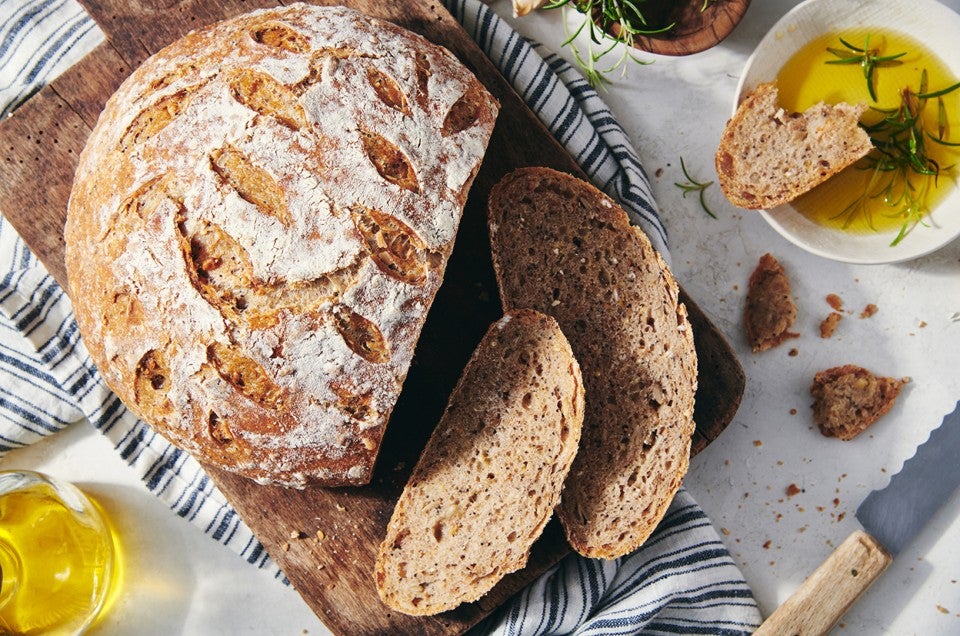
[744,252,800,352]
[375,309,583,616]
[487,167,698,559]
[810,365,908,440]
[716,82,873,209]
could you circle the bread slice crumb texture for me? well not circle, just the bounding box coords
[375,309,584,615]
[487,167,698,559]
[715,82,873,209]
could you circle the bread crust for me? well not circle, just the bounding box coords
[64,4,498,487]
[487,167,698,559]
[375,310,584,615]
[716,82,873,210]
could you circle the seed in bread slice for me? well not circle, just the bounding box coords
[375,309,584,616]
[810,365,908,441]
[715,82,873,209]
[487,167,698,560]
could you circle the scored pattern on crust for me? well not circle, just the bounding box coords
[65,4,498,486]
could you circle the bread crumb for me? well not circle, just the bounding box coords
[820,312,842,338]
[753,440,763,447]
[763,540,772,549]
[833,498,840,508]
[918,320,927,328]
[281,542,290,552]
[826,293,844,311]
[786,483,802,497]
[937,605,950,615]
[290,530,302,540]
[789,408,797,415]
[860,303,878,318]
[316,530,326,542]
[721,527,731,536]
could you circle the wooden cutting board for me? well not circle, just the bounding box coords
[0,1,745,634]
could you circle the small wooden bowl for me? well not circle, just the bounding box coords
[602,0,751,56]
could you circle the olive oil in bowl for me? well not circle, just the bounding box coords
[776,29,960,237]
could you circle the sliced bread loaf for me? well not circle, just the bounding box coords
[716,82,872,209]
[487,167,698,559]
[375,309,584,615]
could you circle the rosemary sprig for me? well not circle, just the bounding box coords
[542,1,718,85]
[834,69,960,245]
[825,35,906,101]
[545,0,674,86]
[675,157,717,218]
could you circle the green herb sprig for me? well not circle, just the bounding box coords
[675,157,717,218]
[545,0,668,86]
[835,70,960,245]
[545,0,713,86]
[825,35,906,101]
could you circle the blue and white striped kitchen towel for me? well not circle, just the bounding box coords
[0,0,761,632]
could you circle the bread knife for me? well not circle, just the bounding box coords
[755,400,960,635]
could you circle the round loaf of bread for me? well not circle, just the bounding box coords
[64,4,498,487]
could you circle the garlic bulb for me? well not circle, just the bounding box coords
[512,0,549,17]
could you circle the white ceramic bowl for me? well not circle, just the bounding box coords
[735,0,960,264]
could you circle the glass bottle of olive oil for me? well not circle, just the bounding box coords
[0,471,117,635]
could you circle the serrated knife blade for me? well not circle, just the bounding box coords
[857,400,960,556]
[755,401,960,636]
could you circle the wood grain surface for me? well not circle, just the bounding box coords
[0,1,744,634]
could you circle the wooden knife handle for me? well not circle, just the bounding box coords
[754,530,893,636]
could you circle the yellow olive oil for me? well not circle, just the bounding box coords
[0,471,118,635]
[776,29,960,234]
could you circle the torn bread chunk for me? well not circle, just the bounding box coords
[810,365,908,440]
[744,253,800,352]
[716,82,872,209]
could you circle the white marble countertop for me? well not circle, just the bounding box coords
[5,1,960,634]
